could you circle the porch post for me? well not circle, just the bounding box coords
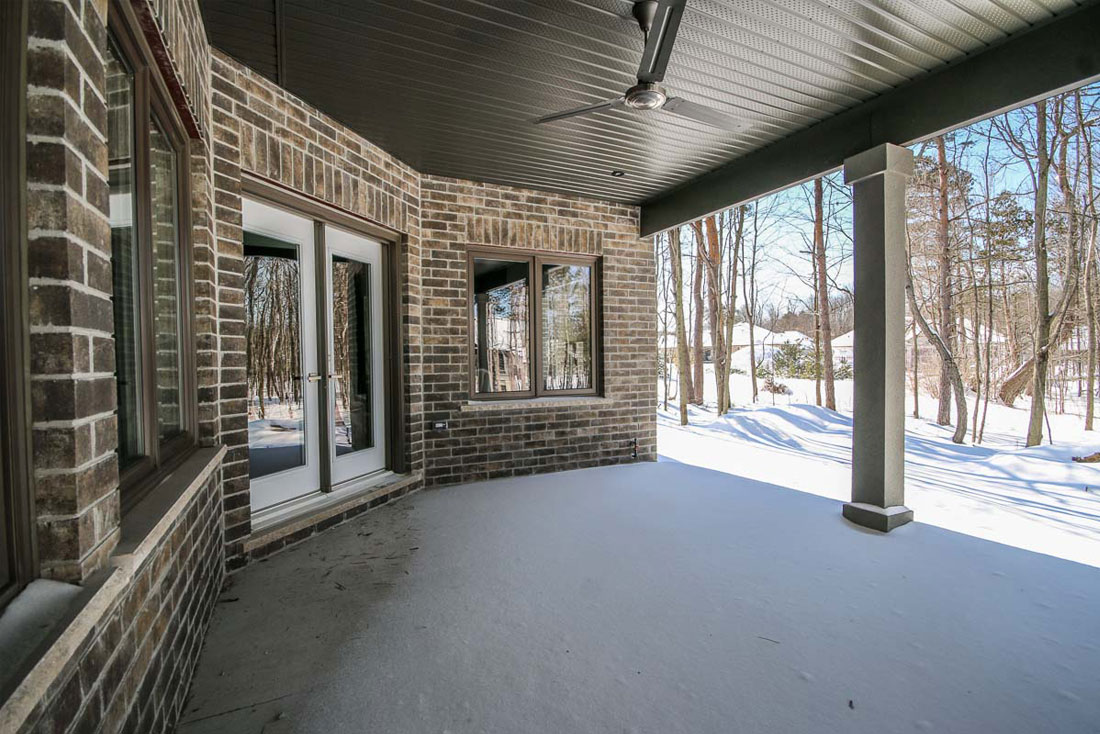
[842,143,914,532]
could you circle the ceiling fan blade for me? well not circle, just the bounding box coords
[636,0,686,84]
[533,97,624,125]
[663,97,749,132]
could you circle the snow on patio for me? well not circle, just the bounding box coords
[180,461,1100,733]
[659,374,1100,568]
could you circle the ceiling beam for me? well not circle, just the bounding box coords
[639,2,1100,237]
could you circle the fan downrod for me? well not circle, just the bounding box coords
[631,1,659,37]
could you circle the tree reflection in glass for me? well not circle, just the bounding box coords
[332,255,372,455]
[541,264,592,390]
[473,258,531,393]
[245,234,304,479]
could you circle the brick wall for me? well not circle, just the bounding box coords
[208,51,425,567]
[208,50,658,561]
[16,468,224,734]
[26,0,120,582]
[8,2,656,730]
[419,176,657,487]
[7,1,226,733]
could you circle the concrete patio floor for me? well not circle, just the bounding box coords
[178,463,1100,733]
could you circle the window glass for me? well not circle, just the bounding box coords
[106,38,143,466]
[472,258,530,393]
[149,115,183,442]
[541,263,593,391]
[245,234,305,479]
[332,255,373,453]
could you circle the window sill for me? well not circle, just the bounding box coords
[115,445,226,564]
[0,446,226,728]
[0,580,83,704]
[460,395,609,412]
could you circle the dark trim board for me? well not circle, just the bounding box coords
[640,1,1100,236]
[0,0,35,609]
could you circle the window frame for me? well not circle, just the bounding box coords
[1,0,35,610]
[467,245,601,401]
[109,0,197,513]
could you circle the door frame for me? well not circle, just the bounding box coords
[241,197,321,510]
[241,174,407,488]
[323,224,386,485]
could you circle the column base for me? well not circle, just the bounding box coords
[842,502,913,532]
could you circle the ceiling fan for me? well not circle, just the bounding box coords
[533,0,747,132]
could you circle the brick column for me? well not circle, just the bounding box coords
[26,0,119,580]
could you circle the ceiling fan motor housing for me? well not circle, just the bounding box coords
[632,1,660,35]
[624,82,667,110]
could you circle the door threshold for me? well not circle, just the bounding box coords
[246,471,419,552]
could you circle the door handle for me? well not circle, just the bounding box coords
[306,373,322,383]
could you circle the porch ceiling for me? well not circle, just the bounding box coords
[201,0,1086,213]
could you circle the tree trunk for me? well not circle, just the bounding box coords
[1025,98,1081,444]
[1026,100,1052,447]
[691,232,705,405]
[1086,224,1097,431]
[669,227,691,425]
[911,321,919,419]
[813,177,836,410]
[907,259,968,443]
[1078,90,1097,432]
[697,217,727,414]
[935,136,956,426]
[813,265,821,407]
[722,208,744,413]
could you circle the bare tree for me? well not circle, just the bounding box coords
[935,135,959,426]
[691,227,705,405]
[907,229,969,444]
[669,226,692,425]
[742,204,764,402]
[813,177,836,410]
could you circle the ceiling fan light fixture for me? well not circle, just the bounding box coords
[624,82,667,111]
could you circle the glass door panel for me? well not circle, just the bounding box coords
[325,225,385,485]
[331,255,373,455]
[244,198,321,511]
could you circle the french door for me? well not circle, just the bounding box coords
[325,225,386,485]
[244,198,387,514]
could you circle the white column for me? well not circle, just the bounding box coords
[842,144,914,532]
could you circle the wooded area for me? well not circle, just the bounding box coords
[246,251,303,421]
[657,85,1100,448]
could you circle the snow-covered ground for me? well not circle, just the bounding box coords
[659,372,1100,568]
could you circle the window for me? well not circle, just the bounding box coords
[108,7,195,510]
[469,248,599,399]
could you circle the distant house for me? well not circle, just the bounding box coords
[832,330,855,363]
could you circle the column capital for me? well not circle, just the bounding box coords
[843,143,914,185]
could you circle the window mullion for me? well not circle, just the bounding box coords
[532,255,541,397]
[135,68,159,467]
